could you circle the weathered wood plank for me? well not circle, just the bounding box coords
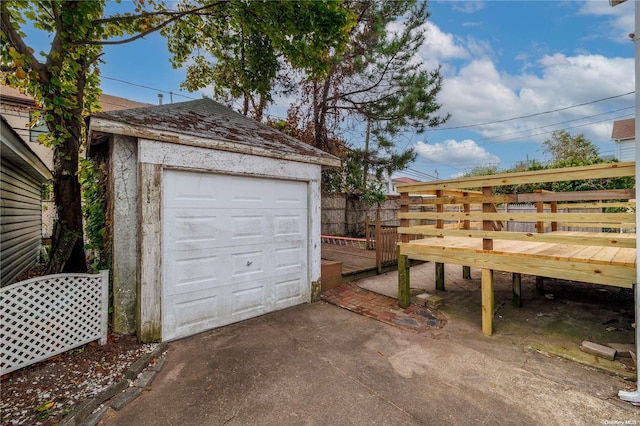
[399,241,634,288]
[398,249,410,309]
[396,227,636,248]
[398,211,635,224]
[396,162,634,193]
[482,269,494,336]
[512,273,522,307]
[138,162,162,342]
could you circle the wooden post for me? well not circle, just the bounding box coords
[462,191,471,280]
[398,248,411,309]
[482,187,493,251]
[365,216,371,249]
[400,192,410,243]
[436,263,445,291]
[536,200,544,233]
[551,201,558,231]
[482,268,494,336]
[512,273,522,307]
[535,199,544,291]
[435,190,445,290]
[375,217,382,274]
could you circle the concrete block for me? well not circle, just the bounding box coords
[134,370,157,388]
[426,296,444,309]
[414,293,432,306]
[580,341,616,361]
[110,388,143,411]
[607,343,635,359]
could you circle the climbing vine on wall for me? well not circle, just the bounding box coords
[78,157,110,272]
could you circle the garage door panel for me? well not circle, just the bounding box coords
[274,214,305,238]
[163,170,309,341]
[229,249,266,279]
[231,282,267,317]
[164,212,219,251]
[230,215,267,241]
[275,277,304,306]
[164,250,222,296]
[275,246,304,272]
[164,288,221,341]
[163,172,221,209]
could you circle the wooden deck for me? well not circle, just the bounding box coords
[396,161,637,336]
[321,243,376,275]
[401,231,635,288]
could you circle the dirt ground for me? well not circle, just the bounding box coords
[1,334,157,426]
[360,263,637,378]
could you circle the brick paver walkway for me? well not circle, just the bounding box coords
[321,283,446,333]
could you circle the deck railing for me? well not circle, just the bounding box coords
[395,161,636,335]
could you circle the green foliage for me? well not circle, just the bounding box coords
[463,164,499,177]
[163,0,355,118]
[78,158,110,271]
[292,0,448,198]
[542,130,600,165]
[322,149,387,207]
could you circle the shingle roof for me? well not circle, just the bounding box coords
[611,118,635,141]
[90,98,339,166]
[0,84,150,111]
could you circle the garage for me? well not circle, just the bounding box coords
[88,98,339,342]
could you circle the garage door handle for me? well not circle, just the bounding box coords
[246,261,253,266]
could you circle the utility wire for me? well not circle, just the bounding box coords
[101,75,197,100]
[428,91,634,131]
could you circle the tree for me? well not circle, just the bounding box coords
[542,130,600,166]
[1,0,353,273]
[290,0,448,172]
[163,0,355,120]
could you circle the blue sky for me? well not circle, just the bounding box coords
[21,1,636,180]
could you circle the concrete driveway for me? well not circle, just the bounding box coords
[98,301,638,425]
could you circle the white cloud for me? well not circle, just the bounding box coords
[436,52,634,146]
[414,139,500,168]
[578,0,634,43]
[451,1,485,14]
[420,22,469,62]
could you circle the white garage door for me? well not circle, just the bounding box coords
[162,170,309,341]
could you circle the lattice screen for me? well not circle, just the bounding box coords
[1,271,109,375]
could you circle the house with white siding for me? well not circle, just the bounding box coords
[1,115,52,286]
[612,118,636,162]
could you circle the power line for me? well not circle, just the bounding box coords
[473,106,634,145]
[101,76,197,100]
[429,91,634,131]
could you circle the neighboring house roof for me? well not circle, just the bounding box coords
[393,177,421,184]
[611,118,635,141]
[0,84,151,111]
[0,115,51,182]
[89,98,341,167]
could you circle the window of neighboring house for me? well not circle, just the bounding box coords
[29,113,48,143]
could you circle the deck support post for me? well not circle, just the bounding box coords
[398,249,411,309]
[512,273,522,307]
[462,191,471,280]
[482,269,494,336]
[462,266,471,280]
[436,263,445,291]
[536,276,544,293]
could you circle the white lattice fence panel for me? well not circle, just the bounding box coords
[1,271,109,375]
